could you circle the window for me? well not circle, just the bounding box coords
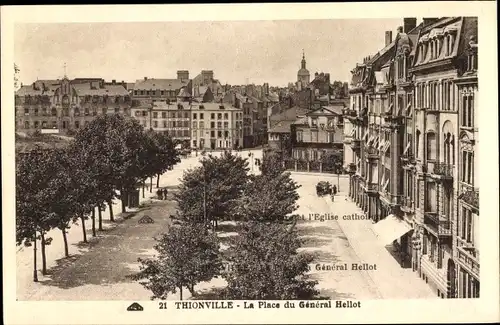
[415,130,421,158]
[461,92,474,127]
[224,113,228,119]
[163,121,167,128]
[224,131,229,138]
[199,121,205,129]
[114,107,120,113]
[328,132,335,143]
[218,131,223,138]
[426,132,437,160]
[443,133,455,165]
[192,121,197,129]
[134,90,138,96]
[153,112,158,118]
[461,151,474,185]
[210,122,215,128]
[24,121,30,129]
[62,121,67,129]
[152,120,158,128]
[297,131,303,142]
[311,130,318,142]
[52,107,57,116]
[193,113,197,119]
[200,113,204,119]
[162,112,167,118]
[224,122,229,129]
[146,91,150,96]
[51,121,57,129]
[75,121,80,129]
[426,182,437,212]
[211,113,215,119]
[461,207,473,243]
[311,118,317,127]
[184,112,189,118]
[161,91,164,96]
[218,113,222,119]
[210,131,215,138]
[217,122,222,129]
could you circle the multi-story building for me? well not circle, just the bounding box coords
[15,77,131,134]
[190,102,243,150]
[409,16,478,298]
[345,17,479,299]
[132,72,192,103]
[131,92,192,146]
[291,104,345,172]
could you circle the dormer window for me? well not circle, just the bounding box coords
[311,118,318,128]
[177,104,183,110]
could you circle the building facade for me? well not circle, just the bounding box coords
[291,106,345,173]
[15,77,131,134]
[190,102,243,150]
[132,73,192,103]
[345,17,479,299]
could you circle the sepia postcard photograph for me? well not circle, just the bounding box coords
[2,2,499,325]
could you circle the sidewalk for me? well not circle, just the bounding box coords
[323,194,436,299]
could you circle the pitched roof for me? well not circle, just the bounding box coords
[133,78,189,91]
[177,87,192,98]
[321,105,343,115]
[268,120,294,133]
[72,83,129,96]
[306,107,337,117]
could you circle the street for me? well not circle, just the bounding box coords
[17,149,434,300]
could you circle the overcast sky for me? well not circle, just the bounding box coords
[15,19,413,87]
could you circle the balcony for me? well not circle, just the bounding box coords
[459,186,479,212]
[400,153,416,165]
[345,162,356,174]
[400,196,414,213]
[366,146,379,160]
[423,212,452,237]
[362,183,379,197]
[428,162,454,181]
[457,247,479,279]
[343,109,357,118]
[350,139,361,151]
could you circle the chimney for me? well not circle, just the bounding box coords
[32,82,36,90]
[112,79,116,84]
[397,26,403,34]
[385,31,393,46]
[144,77,148,81]
[423,18,439,26]
[403,17,417,33]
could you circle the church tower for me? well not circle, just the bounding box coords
[297,50,310,87]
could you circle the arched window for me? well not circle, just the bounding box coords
[24,121,30,129]
[427,132,437,160]
[448,35,454,55]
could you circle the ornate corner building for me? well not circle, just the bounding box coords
[343,17,479,298]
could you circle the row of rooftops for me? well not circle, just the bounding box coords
[349,17,478,88]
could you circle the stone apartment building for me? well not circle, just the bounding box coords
[344,17,479,299]
[290,104,345,172]
[131,94,192,146]
[132,71,192,103]
[15,77,131,134]
[190,102,243,150]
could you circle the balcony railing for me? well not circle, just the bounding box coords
[400,196,414,212]
[344,109,357,117]
[427,161,454,180]
[424,212,452,236]
[457,248,480,278]
[401,153,415,165]
[366,146,379,159]
[460,187,479,210]
[365,183,379,193]
[350,139,361,150]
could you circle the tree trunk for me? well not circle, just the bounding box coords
[91,208,96,237]
[142,182,145,198]
[80,215,88,243]
[179,286,183,301]
[62,228,69,257]
[107,199,114,222]
[121,189,126,213]
[150,177,153,193]
[33,232,38,282]
[98,206,103,231]
[188,284,196,296]
[156,174,160,188]
[40,232,47,275]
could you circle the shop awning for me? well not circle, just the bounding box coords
[372,214,412,245]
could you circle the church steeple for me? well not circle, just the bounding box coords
[301,50,306,69]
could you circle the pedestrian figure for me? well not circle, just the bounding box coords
[163,188,168,200]
[332,185,338,196]
[156,189,161,200]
